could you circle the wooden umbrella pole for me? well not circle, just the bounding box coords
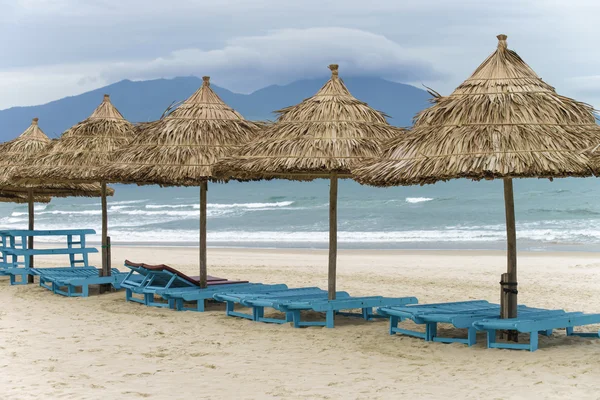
[502,178,519,341]
[27,189,35,283]
[199,181,208,289]
[328,172,338,300]
[101,182,110,278]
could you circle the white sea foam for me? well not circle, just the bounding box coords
[209,201,295,209]
[145,201,295,210]
[146,204,195,209]
[405,197,433,204]
[67,227,600,245]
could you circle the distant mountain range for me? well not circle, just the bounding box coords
[0,76,431,141]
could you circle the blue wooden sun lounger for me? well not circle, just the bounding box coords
[378,300,553,346]
[215,287,331,321]
[159,283,289,312]
[280,295,418,328]
[32,266,99,291]
[32,267,128,297]
[215,288,418,328]
[120,260,252,308]
[473,311,600,351]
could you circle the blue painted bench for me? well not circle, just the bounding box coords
[473,311,600,351]
[0,229,97,285]
[216,288,419,328]
[34,267,128,297]
[159,283,289,312]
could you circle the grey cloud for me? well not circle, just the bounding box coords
[99,27,444,93]
[2,0,600,108]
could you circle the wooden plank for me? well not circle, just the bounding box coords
[0,229,96,237]
[199,181,208,289]
[3,248,98,256]
[328,173,338,300]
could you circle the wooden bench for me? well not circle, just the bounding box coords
[0,229,98,285]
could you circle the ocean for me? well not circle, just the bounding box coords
[1,177,599,251]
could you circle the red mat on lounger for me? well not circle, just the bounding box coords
[124,260,248,286]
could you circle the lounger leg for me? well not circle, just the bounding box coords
[82,285,88,297]
[253,306,264,321]
[326,310,335,328]
[467,327,477,347]
[362,307,373,320]
[292,311,301,328]
[168,299,175,309]
[389,316,398,335]
[175,299,183,311]
[426,322,437,341]
[487,330,496,348]
[225,301,234,316]
[285,312,294,322]
[126,289,132,302]
[540,329,552,337]
[566,327,574,336]
[530,332,538,352]
[196,300,205,312]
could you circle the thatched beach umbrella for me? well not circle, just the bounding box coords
[0,118,110,272]
[353,35,600,321]
[214,64,404,299]
[100,76,261,288]
[14,97,130,279]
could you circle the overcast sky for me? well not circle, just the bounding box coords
[1,0,600,110]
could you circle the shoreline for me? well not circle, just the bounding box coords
[27,240,600,253]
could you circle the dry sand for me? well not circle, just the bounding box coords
[1,246,600,399]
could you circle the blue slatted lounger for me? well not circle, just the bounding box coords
[33,267,129,297]
[215,288,419,328]
[473,311,600,351]
[120,260,252,308]
[378,300,552,346]
[160,283,289,312]
[216,287,330,321]
[33,267,100,291]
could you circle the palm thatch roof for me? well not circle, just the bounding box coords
[0,118,112,197]
[214,64,404,181]
[100,76,262,186]
[0,192,50,204]
[15,95,135,184]
[353,35,600,187]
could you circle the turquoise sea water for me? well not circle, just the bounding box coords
[0,177,599,251]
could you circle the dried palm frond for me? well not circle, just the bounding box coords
[354,35,600,186]
[15,95,135,185]
[1,118,113,197]
[100,76,262,186]
[214,64,405,181]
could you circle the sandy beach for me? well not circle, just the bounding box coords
[2,247,600,399]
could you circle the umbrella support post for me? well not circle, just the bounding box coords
[199,182,208,289]
[27,190,34,283]
[501,178,519,342]
[328,173,338,300]
[100,182,111,294]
